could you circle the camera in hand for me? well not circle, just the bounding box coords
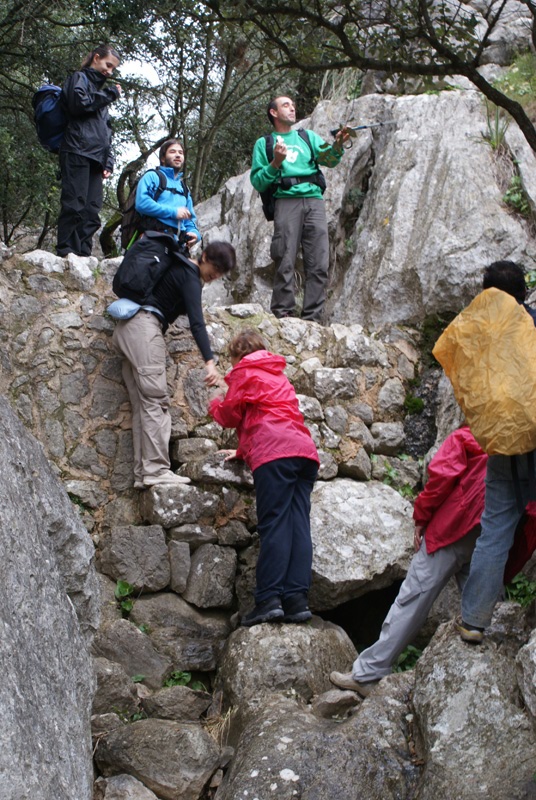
[177,230,190,256]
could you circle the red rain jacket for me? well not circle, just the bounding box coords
[413,426,536,580]
[209,350,319,473]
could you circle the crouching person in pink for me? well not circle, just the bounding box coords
[209,329,319,627]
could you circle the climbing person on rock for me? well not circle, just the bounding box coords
[209,328,319,626]
[250,96,350,322]
[330,423,536,697]
[110,240,236,489]
[57,44,122,257]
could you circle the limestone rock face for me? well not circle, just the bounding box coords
[517,629,536,718]
[310,478,414,608]
[94,773,160,800]
[0,396,97,799]
[214,674,420,800]
[196,90,536,330]
[413,620,536,799]
[94,718,220,800]
[99,525,170,592]
[216,618,357,715]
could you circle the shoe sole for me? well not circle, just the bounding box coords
[240,609,284,627]
[456,624,484,644]
[282,610,312,623]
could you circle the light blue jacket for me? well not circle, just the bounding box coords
[135,166,200,241]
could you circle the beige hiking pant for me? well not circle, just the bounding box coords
[112,311,171,482]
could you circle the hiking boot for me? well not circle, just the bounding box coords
[329,671,378,697]
[241,597,284,627]
[282,592,312,623]
[143,471,191,487]
[457,620,484,644]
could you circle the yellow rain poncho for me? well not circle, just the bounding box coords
[433,287,536,455]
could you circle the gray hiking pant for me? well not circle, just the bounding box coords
[112,311,171,482]
[353,526,480,681]
[270,196,329,321]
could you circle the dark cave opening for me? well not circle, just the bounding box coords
[318,581,404,653]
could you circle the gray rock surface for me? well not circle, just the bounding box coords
[99,525,170,592]
[94,718,220,800]
[94,773,160,800]
[141,685,212,721]
[214,674,420,800]
[0,396,97,799]
[182,543,237,608]
[413,620,536,799]
[310,478,414,608]
[93,619,173,689]
[216,618,357,724]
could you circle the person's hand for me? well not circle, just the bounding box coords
[186,232,198,247]
[219,449,238,462]
[177,207,192,220]
[102,170,112,179]
[114,84,122,96]
[272,137,287,169]
[414,525,424,553]
[204,360,221,386]
[334,125,351,153]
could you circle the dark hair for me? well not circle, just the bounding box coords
[159,138,183,165]
[201,241,236,275]
[267,98,279,126]
[228,329,267,361]
[81,45,121,70]
[482,260,527,303]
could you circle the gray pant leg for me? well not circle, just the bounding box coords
[112,311,171,480]
[301,198,329,321]
[270,198,304,317]
[353,528,480,681]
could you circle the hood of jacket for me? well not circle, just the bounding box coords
[227,350,286,382]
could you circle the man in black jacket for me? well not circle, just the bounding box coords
[57,45,121,257]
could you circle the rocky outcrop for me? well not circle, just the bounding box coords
[0,396,97,799]
[197,90,536,330]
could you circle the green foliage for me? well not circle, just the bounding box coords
[381,461,416,499]
[115,579,136,615]
[131,674,145,683]
[503,175,532,217]
[393,644,423,672]
[164,670,207,691]
[494,52,536,114]
[421,312,457,367]
[404,394,424,415]
[482,101,509,151]
[526,269,536,290]
[505,574,536,607]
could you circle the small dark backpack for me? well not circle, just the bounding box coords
[259,128,326,221]
[112,231,178,303]
[32,74,88,153]
[32,85,67,154]
[120,167,190,251]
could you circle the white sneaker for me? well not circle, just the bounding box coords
[143,471,191,487]
[133,480,145,490]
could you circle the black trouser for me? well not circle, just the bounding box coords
[57,151,103,257]
[253,456,318,604]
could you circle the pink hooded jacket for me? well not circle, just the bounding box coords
[209,350,319,473]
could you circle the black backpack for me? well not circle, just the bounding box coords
[112,230,195,304]
[120,167,190,251]
[259,128,326,221]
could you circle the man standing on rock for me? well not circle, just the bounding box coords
[250,97,350,322]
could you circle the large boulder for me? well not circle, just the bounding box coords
[214,674,421,800]
[413,619,536,799]
[94,718,220,800]
[0,396,97,799]
[310,478,414,608]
